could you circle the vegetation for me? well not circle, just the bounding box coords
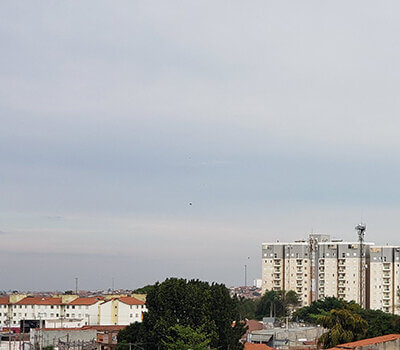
[318,306,368,348]
[236,289,300,320]
[117,278,246,350]
[132,285,155,295]
[293,297,400,349]
[161,324,211,350]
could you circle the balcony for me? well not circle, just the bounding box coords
[383,294,391,300]
[296,260,303,266]
[383,264,390,271]
[383,279,390,285]
[296,276,303,281]
[319,273,325,280]
[319,267,325,272]
[338,274,346,280]
[319,259,325,265]
[383,273,390,278]
[338,259,346,266]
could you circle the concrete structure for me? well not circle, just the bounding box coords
[30,328,97,349]
[262,233,400,312]
[247,325,325,349]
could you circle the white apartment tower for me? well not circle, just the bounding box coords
[261,231,399,312]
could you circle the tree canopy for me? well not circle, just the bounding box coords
[293,297,400,349]
[117,278,246,350]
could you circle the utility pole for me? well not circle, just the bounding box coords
[75,278,78,294]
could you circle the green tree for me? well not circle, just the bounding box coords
[318,308,368,348]
[132,285,155,294]
[292,297,349,323]
[255,290,300,319]
[162,324,211,350]
[278,290,300,315]
[118,278,246,350]
[255,290,279,319]
[237,297,256,320]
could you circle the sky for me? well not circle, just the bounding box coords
[1,1,400,291]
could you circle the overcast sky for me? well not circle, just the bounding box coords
[1,1,400,291]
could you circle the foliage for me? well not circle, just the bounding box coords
[255,290,300,319]
[132,285,155,295]
[117,278,246,350]
[161,324,211,350]
[359,308,400,338]
[237,297,256,320]
[293,297,400,348]
[292,297,350,323]
[318,307,368,348]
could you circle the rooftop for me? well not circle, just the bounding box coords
[327,334,400,350]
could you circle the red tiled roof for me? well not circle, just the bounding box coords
[242,319,264,339]
[16,297,62,305]
[245,344,275,350]
[0,297,9,304]
[118,297,145,305]
[327,334,400,350]
[69,297,103,305]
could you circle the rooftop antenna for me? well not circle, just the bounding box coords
[355,223,366,308]
[75,277,78,294]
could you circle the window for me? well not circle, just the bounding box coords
[130,314,133,318]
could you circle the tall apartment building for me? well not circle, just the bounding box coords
[262,232,400,313]
[369,246,400,313]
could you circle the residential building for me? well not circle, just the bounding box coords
[262,232,400,313]
[99,297,146,325]
[0,295,146,330]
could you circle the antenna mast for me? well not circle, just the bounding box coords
[355,223,366,308]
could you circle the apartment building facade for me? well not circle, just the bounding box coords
[0,295,146,330]
[262,233,400,313]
